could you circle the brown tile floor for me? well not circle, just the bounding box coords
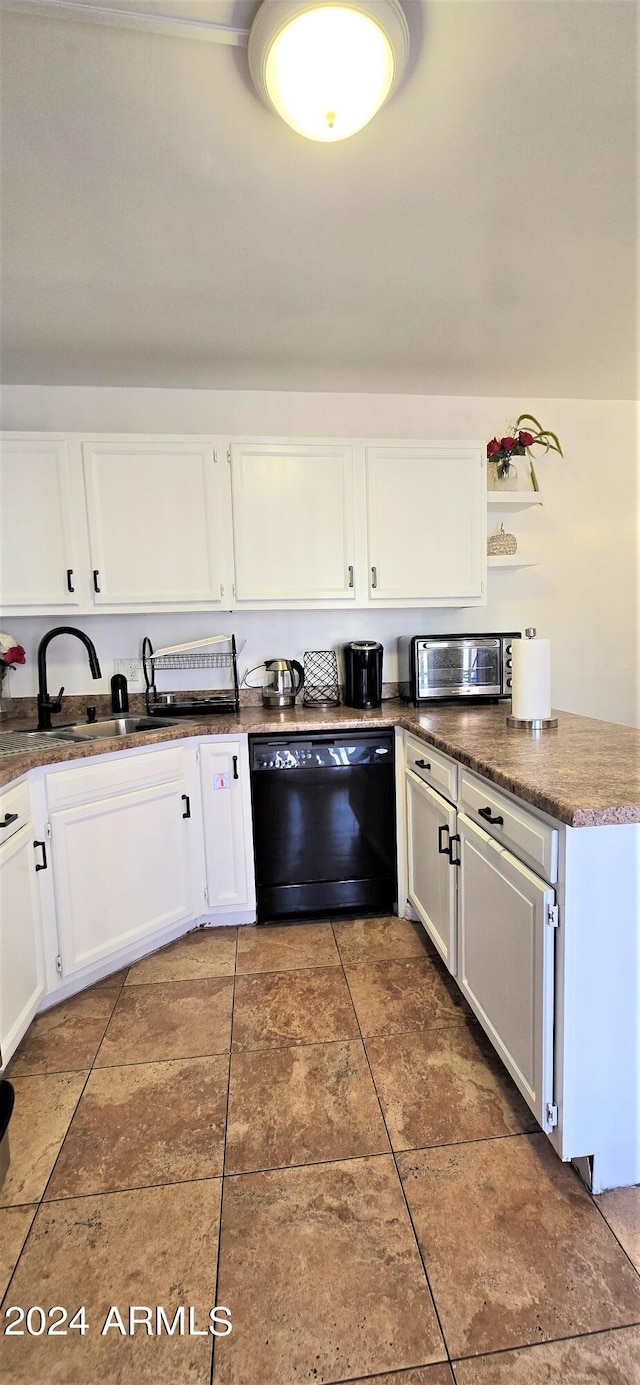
[1,917,639,1385]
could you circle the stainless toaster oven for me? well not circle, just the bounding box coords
[398,633,520,705]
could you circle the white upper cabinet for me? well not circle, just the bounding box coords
[1,432,487,611]
[365,443,486,605]
[230,441,356,602]
[0,438,80,609]
[82,440,227,606]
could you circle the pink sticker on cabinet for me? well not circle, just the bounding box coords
[214,773,230,790]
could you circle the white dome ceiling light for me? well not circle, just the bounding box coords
[248,1,410,143]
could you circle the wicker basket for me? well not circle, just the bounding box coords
[487,523,517,556]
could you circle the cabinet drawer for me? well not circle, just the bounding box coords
[405,733,457,803]
[46,745,188,810]
[0,780,30,844]
[460,770,558,883]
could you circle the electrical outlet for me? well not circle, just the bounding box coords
[114,658,142,686]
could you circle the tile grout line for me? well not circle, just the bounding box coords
[60,1013,469,1071]
[331,919,454,1371]
[8,1131,544,1209]
[2,964,136,1309]
[587,1190,640,1284]
[336,921,640,1365]
[210,925,239,1385]
[0,1062,94,1313]
[448,1317,640,1365]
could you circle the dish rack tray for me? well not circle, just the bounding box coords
[142,635,242,716]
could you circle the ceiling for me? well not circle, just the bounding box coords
[0,0,637,397]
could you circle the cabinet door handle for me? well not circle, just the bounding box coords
[1,812,19,829]
[478,806,504,826]
[348,564,354,589]
[182,794,191,819]
[34,840,48,871]
[448,833,461,867]
[232,755,239,780]
[93,569,101,594]
[66,568,75,593]
[416,758,431,771]
[371,565,378,590]
[438,824,450,855]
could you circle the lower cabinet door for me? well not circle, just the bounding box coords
[406,768,457,972]
[50,781,195,976]
[0,824,45,1067]
[200,740,254,910]
[458,812,556,1131]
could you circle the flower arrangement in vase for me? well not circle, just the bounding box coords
[487,413,563,492]
[0,632,26,711]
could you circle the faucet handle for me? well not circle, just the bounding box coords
[52,685,65,712]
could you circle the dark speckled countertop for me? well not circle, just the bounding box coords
[0,703,638,828]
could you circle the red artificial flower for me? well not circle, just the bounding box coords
[500,435,516,451]
[486,438,501,458]
[518,430,535,447]
[2,645,26,665]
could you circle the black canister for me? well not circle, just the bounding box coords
[342,641,383,709]
[110,673,129,714]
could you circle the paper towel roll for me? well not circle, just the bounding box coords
[511,636,551,721]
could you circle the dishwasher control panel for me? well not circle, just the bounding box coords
[251,736,392,771]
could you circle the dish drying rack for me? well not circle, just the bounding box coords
[142,635,242,716]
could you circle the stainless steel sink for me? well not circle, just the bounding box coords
[61,716,179,740]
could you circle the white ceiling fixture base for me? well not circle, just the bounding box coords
[248,0,410,141]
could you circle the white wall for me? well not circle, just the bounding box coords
[1,386,638,726]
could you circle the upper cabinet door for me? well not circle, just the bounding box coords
[231,442,356,602]
[0,439,79,608]
[82,441,225,606]
[366,444,486,604]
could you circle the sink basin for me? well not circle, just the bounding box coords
[60,716,179,740]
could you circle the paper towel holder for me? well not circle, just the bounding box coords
[506,628,559,731]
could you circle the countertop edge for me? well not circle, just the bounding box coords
[1,706,638,828]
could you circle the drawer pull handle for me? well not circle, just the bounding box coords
[1,812,19,829]
[448,832,461,867]
[232,755,239,780]
[478,806,504,826]
[438,824,450,855]
[416,758,431,771]
[66,568,75,593]
[34,840,48,871]
[182,794,191,819]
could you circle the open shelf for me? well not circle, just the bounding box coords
[487,553,540,569]
[487,492,543,511]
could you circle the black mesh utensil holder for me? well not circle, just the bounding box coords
[302,650,340,707]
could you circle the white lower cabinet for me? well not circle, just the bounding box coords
[200,739,254,911]
[406,768,457,971]
[457,811,556,1132]
[0,824,45,1067]
[50,778,195,977]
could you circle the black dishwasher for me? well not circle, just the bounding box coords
[250,731,396,922]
